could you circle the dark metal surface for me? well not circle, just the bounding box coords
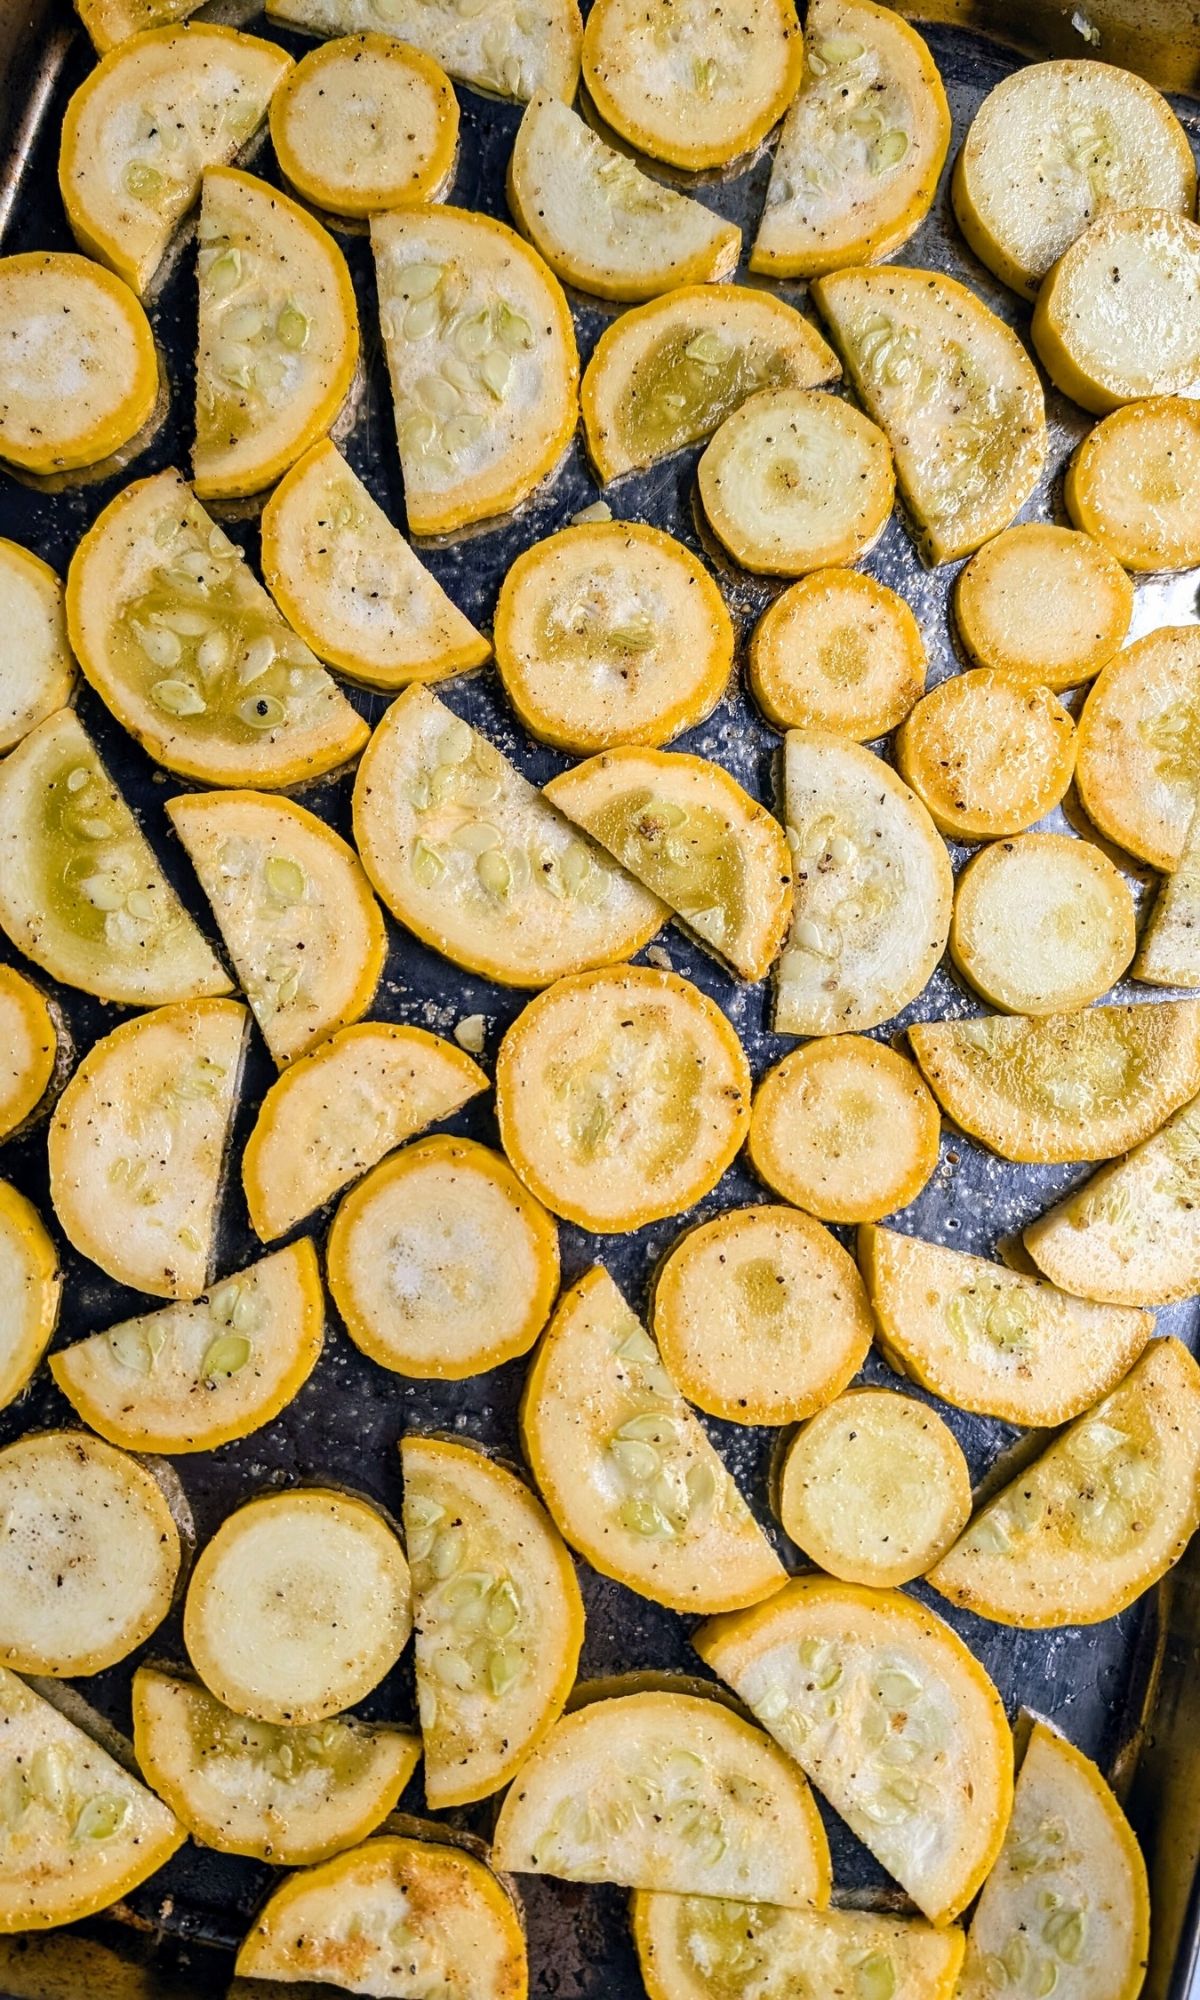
[1,5,1200,1994]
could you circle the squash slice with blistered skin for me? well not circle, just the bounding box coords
[749,1036,940,1224]
[0,1184,60,1414]
[0,252,160,476]
[0,968,58,1142]
[1076,626,1200,872]
[1136,804,1200,989]
[950,833,1136,1016]
[954,524,1132,690]
[694,1576,1013,1927]
[270,35,458,219]
[633,1890,965,2000]
[521,1266,783,1613]
[0,541,74,754]
[1066,398,1200,574]
[1032,209,1200,416]
[698,388,894,576]
[266,0,582,104]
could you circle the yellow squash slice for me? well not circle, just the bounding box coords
[544,747,792,981]
[497,966,750,1230]
[59,25,292,298]
[929,1336,1200,1627]
[895,670,1076,842]
[749,1035,940,1223]
[634,1891,964,2000]
[0,1184,60,1413]
[67,470,366,788]
[908,1000,1200,1165]
[131,1664,420,1866]
[1076,626,1200,871]
[1032,209,1200,416]
[698,387,894,575]
[0,1666,184,1930]
[48,997,247,1299]
[243,1020,485,1241]
[774,729,952,1038]
[260,440,488,691]
[582,0,802,171]
[270,35,458,218]
[266,0,582,104]
[1066,397,1200,573]
[50,1240,324,1454]
[372,205,577,536]
[954,523,1133,690]
[494,520,733,754]
[753,0,950,278]
[1136,805,1200,988]
[582,284,839,485]
[0,968,58,1141]
[508,92,740,302]
[235,1831,528,1998]
[811,266,1046,564]
[859,1223,1154,1426]
[352,686,663,987]
[749,567,926,739]
[184,1489,411,1726]
[492,1688,829,1906]
[0,252,159,476]
[328,1136,559,1378]
[0,541,74,753]
[521,1265,784,1611]
[950,833,1136,1015]
[957,1721,1149,2000]
[166,790,386,1068]
[650,1204,873,1424]
[401,1434,583,1807]
[194,167,359,500]
[694,1577,1013,1927]
[77,0,202,52]
[0,1431,183,1676]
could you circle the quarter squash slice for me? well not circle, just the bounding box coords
[748,567,926,740]
[928,1336,1200,1627]
[269,35,458,218]
[1075,626,1200,871]
[0,541,74,754]
[694,1576,1013,1927]
[491,1688,830,1908]
[544,746,793,981]
[78,0,202,52]
[698,387,894,575]
[0,252,160,476]
[633,1892,964,2000]
[131,1664,421,1866]
[749,1036,940,1223]
[266,0,582,104]
[1066,397,1200,573]
[752,0,950,279]
[858,1223,1154,1427]
[372,206,578,537]
[352,686,663,988]
[1135,804,1200,988]
[167,790,386,1068]
[67,469,367,789]
[50,1239,324,1454]
[953,523,1133,691]
[894,671,1076,843]
[401,1434,583,1807]
[949,833,1136,1016]
[810,266,1046,564]
[520,1265,784,1612]
[0,968,59,1142]
[1032,209,1200,416]
[0,1665,185,1931]
[0,1184,60,1414]
[48,997,247,1299]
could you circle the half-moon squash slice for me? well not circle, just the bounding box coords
[697,388,894,575]
[1032,209,1200,416]
[1075,625,1200,872]
[266,0,582,104]
[0,252,160,477]
[78,0,203,54]
[1136,805,1200,988]
[633,1890,965,2000]
[269,35,458,218]
[0,540,75,754]
[0,967,59,1142]
[0,1184,60,1414]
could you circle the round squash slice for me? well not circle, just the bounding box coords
[48,997,248,1299]
[131,1664,421,1866]
[1136,804,1200,990]
[929,1335,1200,1627]
[372,205,578,537]
[1076,625,1200,870]
[1032,209,1200,416]
[774,729,953,1038]
[243,1020,486,1242]
[50,1239,324,1454]
[634,1891,965,2000]
[0,540,74,753]
[694,1576,1013,1927]
[67,469,367,790]
[268,0,583,104]
[954,524,1133,690]
[698,388,894,576]
[521,1265,784,1611]
[166,790,386,1068]
[0,967,58,1141]
[582,284,840,485]
[1066,397,1200,573]
[0,252,159,476]
[194,166,359,500]
[950,833,1136,1015]
[235,1832,528,1999]
[749,1036,939,1223]
[328,1136,559,1378]
[260,440,488,691]
[957,1721,1149,2000]
[651,1206,872,1425]
[401,1434,583,1807]
[0,1431,183,1676]
[858,1223,1155,1427]
[59,25,292,298]
[895,671,1075,842]
[749,568,926,739]
[0,1183,60,1413]
[352,685,663,988]
[908,999,1200,1165]
[184,1489,412,1726]
[752,0,950,279]
[544,747,792,982]
[491,1688,830,1907]
[0,1666,185,1932]
[497,966,750,1231]
[270,35,458,218]
[811,267,1046,566]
